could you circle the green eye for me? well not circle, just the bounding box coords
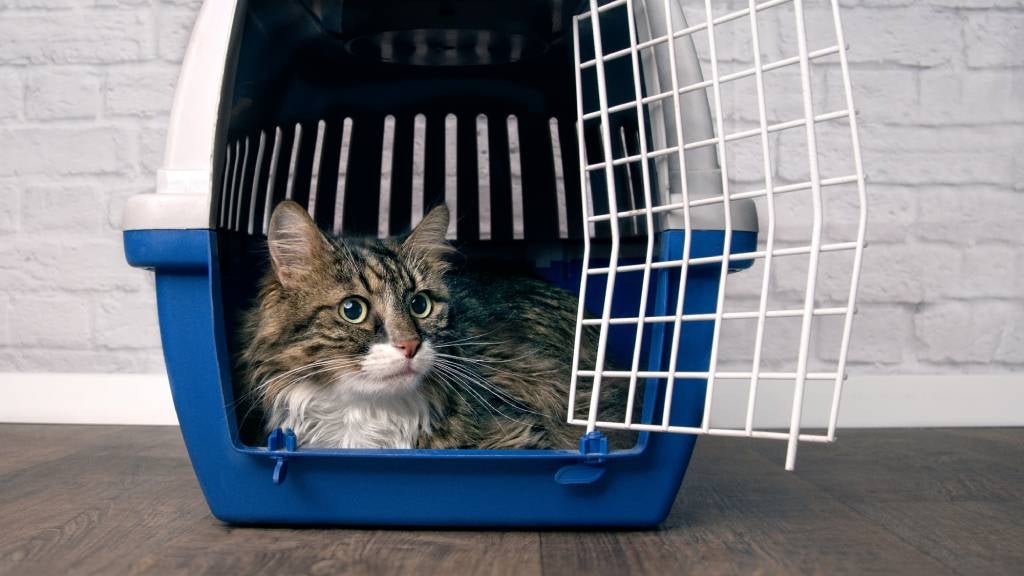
[339,297,369,324]
[410,292,432,319]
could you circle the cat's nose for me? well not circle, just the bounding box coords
[392,339,421,359]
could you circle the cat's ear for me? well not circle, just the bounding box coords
[267,200,331,287]
[403,204,454,258]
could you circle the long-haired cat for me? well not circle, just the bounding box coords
[237,200,627,450]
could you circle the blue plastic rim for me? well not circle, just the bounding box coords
[124,228,755,527]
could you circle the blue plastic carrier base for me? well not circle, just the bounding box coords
[124,228,754,527]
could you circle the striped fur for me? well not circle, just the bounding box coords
[237,201,630,450]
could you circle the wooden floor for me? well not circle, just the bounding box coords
[0,425,1020,575]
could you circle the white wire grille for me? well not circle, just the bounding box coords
[568,0,867,470]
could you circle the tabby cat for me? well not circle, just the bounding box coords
[237,200,627,449]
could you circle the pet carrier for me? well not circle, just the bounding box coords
[123,0,866,526]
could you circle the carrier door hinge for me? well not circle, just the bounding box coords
[554,431,608,486]
[266,428,297,485]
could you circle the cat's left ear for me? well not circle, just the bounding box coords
[402,204,455,258]
[267,200,332,287]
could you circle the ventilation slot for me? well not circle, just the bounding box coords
[221,113,598,241]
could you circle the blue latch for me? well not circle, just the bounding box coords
[266,428,297,485]
[578,430,609,462]
[554,431,609,486]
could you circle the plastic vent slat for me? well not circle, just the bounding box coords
[309,121,339,232]
[247,130,268,235]
[443,113,458,240]
[377,115,397,238]
[262,127,283,234]
[307,120,327,220]
[227,140,242,231]
[234,137,251,232]
[290,122,317,211]
[332,118,354,235]
[218,144,232,228]
[223,112,633,241]
[409,114,427,229]
[475,114,492,241]
[506,115,525,240]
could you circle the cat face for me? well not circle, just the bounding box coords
[253,201,454,401]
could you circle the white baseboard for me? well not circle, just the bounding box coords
[0,372,1020,428]
[0,373,177,426]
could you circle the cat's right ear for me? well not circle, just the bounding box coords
[267,200,331,287]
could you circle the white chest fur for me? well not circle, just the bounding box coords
[267,379,431,449]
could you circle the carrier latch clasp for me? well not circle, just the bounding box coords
[266,428,297,485]
[554,431,608,486]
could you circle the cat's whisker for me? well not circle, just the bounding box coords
[259,357,359,388]
[434,352,535,369]
[433,358,514,399]
[430,341,509,349]
[434,353,560,383]
[430,365,524,424]
[434,350,553,369]
[430,329,505,348]
[429,371,479,413]
[431,370,504,422]
[262,361,363,393]
[434,360,547,417]
[245,358,365,409]
[433,377,473,418]
[430,359,541,418]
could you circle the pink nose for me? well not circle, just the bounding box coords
[392,339,421,359]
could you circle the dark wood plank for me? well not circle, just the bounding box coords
[0,424,122,476]
[840,500,1024,576]
[0,426,1021,576]
[541,437,955,576]
[751,428,1024,504]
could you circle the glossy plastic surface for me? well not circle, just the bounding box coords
[124,228,754,526]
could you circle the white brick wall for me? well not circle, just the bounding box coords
[0,0,195,373]
[0,0,1020,377]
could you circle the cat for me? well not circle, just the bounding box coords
[237,200,630,450]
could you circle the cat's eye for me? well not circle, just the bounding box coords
[409,292,432,319]
[339,297,369,324]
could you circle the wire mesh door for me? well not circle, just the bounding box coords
[568,0,867,470]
